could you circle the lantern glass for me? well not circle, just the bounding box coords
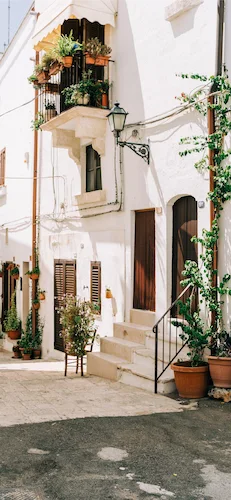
[107,102,128,135]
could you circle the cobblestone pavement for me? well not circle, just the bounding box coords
[0,351,182,426]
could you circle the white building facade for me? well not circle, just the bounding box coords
[1,0,230,388]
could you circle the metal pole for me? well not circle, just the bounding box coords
[8,1,10,46]
[32,51,39,337]
[154,325,158,393]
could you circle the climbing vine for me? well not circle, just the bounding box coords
[177,73,231,344]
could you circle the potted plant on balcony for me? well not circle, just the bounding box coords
[171,298,209,398]
[44,101,57,121]
[28,73,40,88]
[10,265,20,280]
[84,37,112,66]
[62,71,102,107]
[41,50,63,77]
[100,80,110,108]
[31,112,45,132]
[55,30,82,68]
[35,63,50,84]
[4,290,21,340]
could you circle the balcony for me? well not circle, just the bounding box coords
[39,53,111,160]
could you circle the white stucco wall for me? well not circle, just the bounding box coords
[0,0,223,358]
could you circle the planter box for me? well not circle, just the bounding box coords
[85,54,110,67]
[49,61,63,76]
[37,70,50,84]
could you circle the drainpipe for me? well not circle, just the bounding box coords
[208,0,225,328]
[32,51,39,337]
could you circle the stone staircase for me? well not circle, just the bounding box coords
[87,309,188,394]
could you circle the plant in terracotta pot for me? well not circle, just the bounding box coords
[38,289,46,301]
[100,80,110,108]
[83,37,111,66]
[33,298,40,310]
[26,265,40,280]
[28,73,40,88]
[105,287,112,299]
[55,30,82,68]
[4,291,21,340]
[208,330,231,388]
[10,265,20,280]
[62,70,101,107]
[34,63,50,84]
[171,297,209,399]
[59,295,96,375]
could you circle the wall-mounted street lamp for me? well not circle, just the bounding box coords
[107,102,150,164]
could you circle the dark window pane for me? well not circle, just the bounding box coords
[86,145,102,192]
[96,168,102,191]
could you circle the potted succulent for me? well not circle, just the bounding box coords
[59,295,96,375]
[10,265,20,280]
[208,331,231,388]
[105,287,112,299]
[26,265,40,280]
[4,291,21,340]
[12,344,21,359]
[83,37,112,66]
[171,298,209,398]
[55,30,82,68]
[44,101,57,121]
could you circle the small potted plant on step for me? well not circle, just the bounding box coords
[12,344,21,359]
[4,290,21,340]
[55,30,82,68]
[171,298,209,398]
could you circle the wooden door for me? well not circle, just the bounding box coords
[2,262,16,326]
[54,260,76,352]
[133,210,155,311]
[172,196,197,304]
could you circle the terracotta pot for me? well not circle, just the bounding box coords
[208,356,231,388]
[85,54,110,66]
[12,274,19,280]
[13,350,21,359]
[171,361,209,399]
[37,70,50,84]
[63,56,73,68]
[8,330,21,340]
[22,352,31,360]
[101,93,108,108]
[49,61,62,76]
[39,293,45,301]
[106,290,112,299]
[33,349,41,359]
[33,302,40,310]
[30,273,39,280]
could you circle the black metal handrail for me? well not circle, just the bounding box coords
[153,284,192,393]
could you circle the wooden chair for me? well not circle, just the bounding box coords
[64,330,96,377]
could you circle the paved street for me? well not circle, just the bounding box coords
[0,352,231,500]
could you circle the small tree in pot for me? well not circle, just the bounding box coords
[59,295,96,375]
[4,291,21,340]
[171,296,209,398]
[55,30,82,68]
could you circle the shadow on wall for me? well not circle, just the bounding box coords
[169,5,201,38]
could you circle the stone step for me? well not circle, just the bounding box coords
[114,322,151,345]
[118,363,176,394]
[87,351,176,394]
[130,309,155,328]
[87,352,127,381]
[100,337,143,362]
[145,330,188,357]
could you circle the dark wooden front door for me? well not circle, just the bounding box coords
[133,210,155,311]
[172,196,197,304]
[54,260,76,352]
[2,263,16,326]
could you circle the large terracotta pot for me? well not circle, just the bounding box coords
[208,356,231,388]
[171,361,209,398]
[101,93,108,108]
[8,330,21,340]
[85,54,110,66]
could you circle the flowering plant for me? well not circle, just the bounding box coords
[58,295,96,356]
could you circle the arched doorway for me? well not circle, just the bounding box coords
[171,196,197,305]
